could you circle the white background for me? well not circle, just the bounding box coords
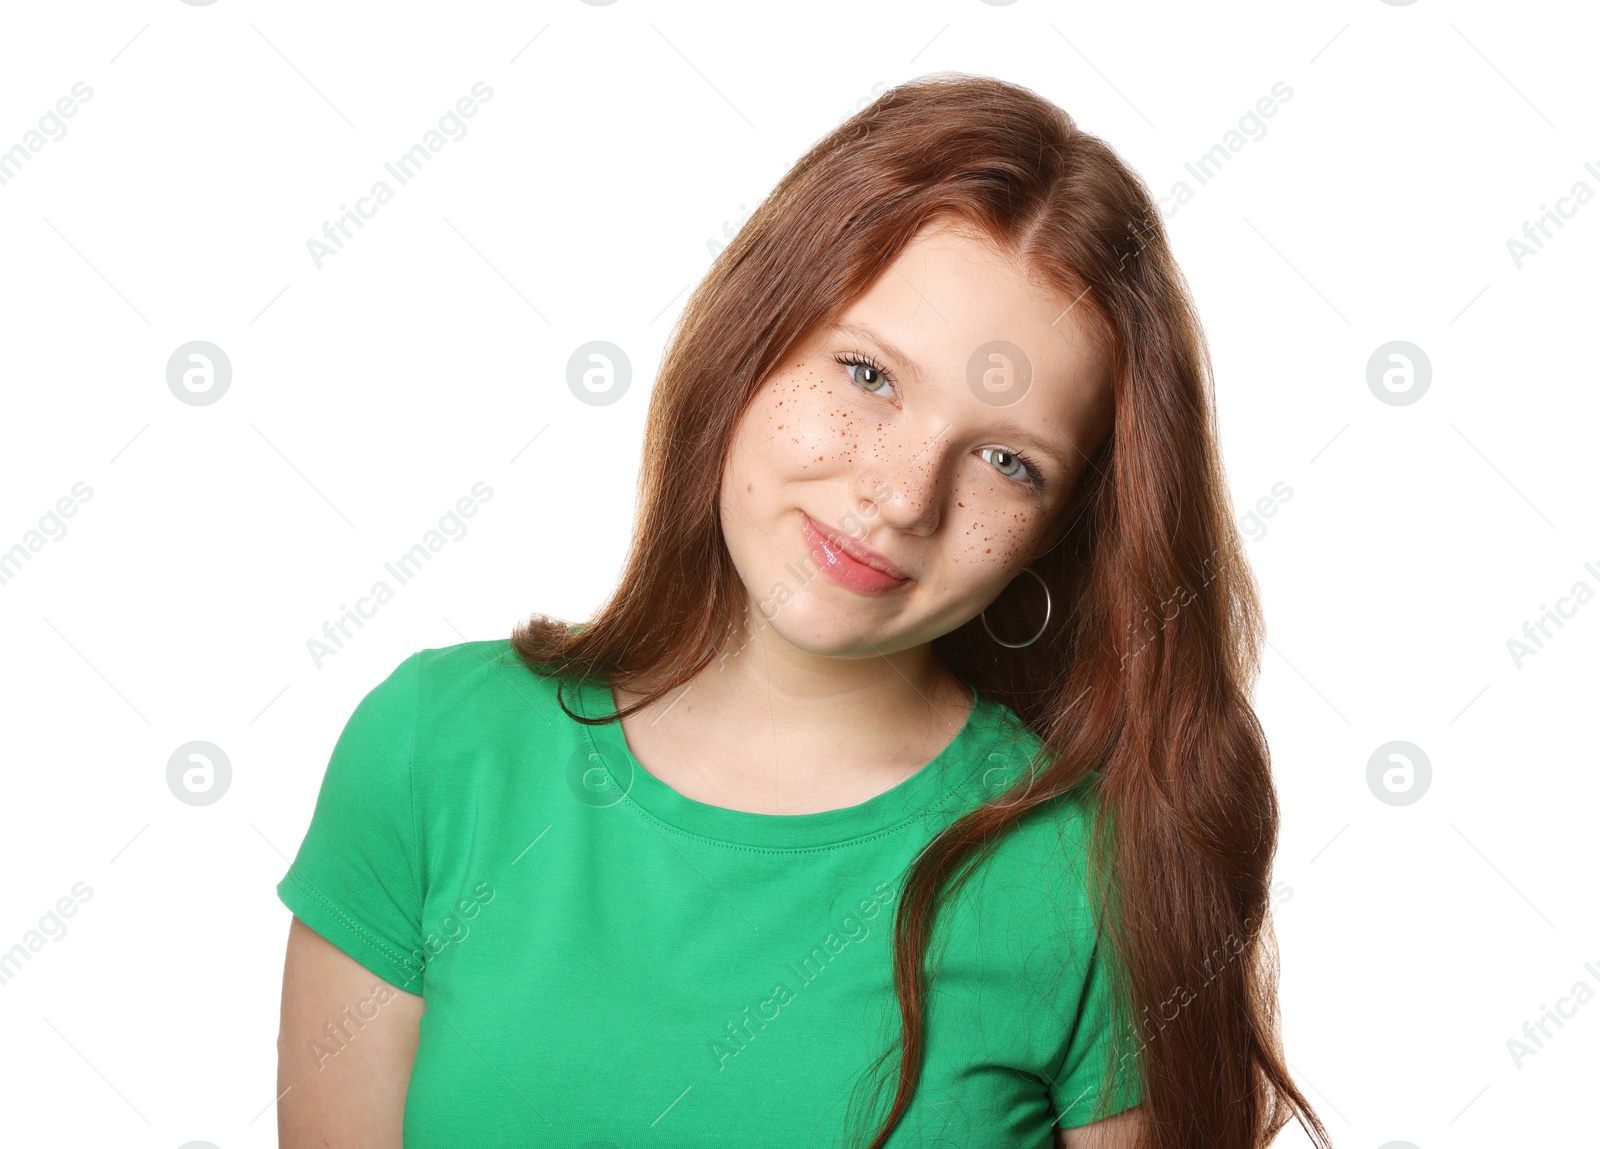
[0,1,1595,1145]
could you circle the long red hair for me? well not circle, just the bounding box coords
[512,72,1331,1149]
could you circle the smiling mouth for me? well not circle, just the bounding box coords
[798,512,913,595]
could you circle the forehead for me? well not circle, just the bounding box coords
[825,219,1113,467]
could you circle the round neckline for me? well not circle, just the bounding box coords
[570,676,1010,849]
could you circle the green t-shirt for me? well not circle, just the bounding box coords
[276,638,1141,1147]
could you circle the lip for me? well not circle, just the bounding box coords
[799,512,913,594]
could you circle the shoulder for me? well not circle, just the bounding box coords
[408,636,574,714]
[926,770,1117,1020]
[391,638,601,825]
[379,637,594,762]
[945,741,1113,946]
[410,635,547,690]
[967,696,1108,861]
[975,780,1106,891]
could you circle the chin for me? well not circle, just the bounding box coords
[752,591,907,655]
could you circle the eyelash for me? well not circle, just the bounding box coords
[833,351,1049,493]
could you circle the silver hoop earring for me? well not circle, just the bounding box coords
[981,565,1052,649]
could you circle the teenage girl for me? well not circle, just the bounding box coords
[275,73,1330,1149]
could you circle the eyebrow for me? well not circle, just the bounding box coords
[830,322,926,385]
[825,321,1081,475]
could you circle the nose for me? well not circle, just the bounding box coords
[852,425,952,536]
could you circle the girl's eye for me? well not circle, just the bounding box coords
[835,352,894,397]
[979,447,1047,493]
[835,350,1047,494]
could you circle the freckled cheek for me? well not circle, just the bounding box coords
[774,403,866,471]
[938,507,1042,585]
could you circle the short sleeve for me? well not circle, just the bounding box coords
[1048,929,1143,1128]
[276,652,427,995]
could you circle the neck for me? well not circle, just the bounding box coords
[614,606,973,766]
